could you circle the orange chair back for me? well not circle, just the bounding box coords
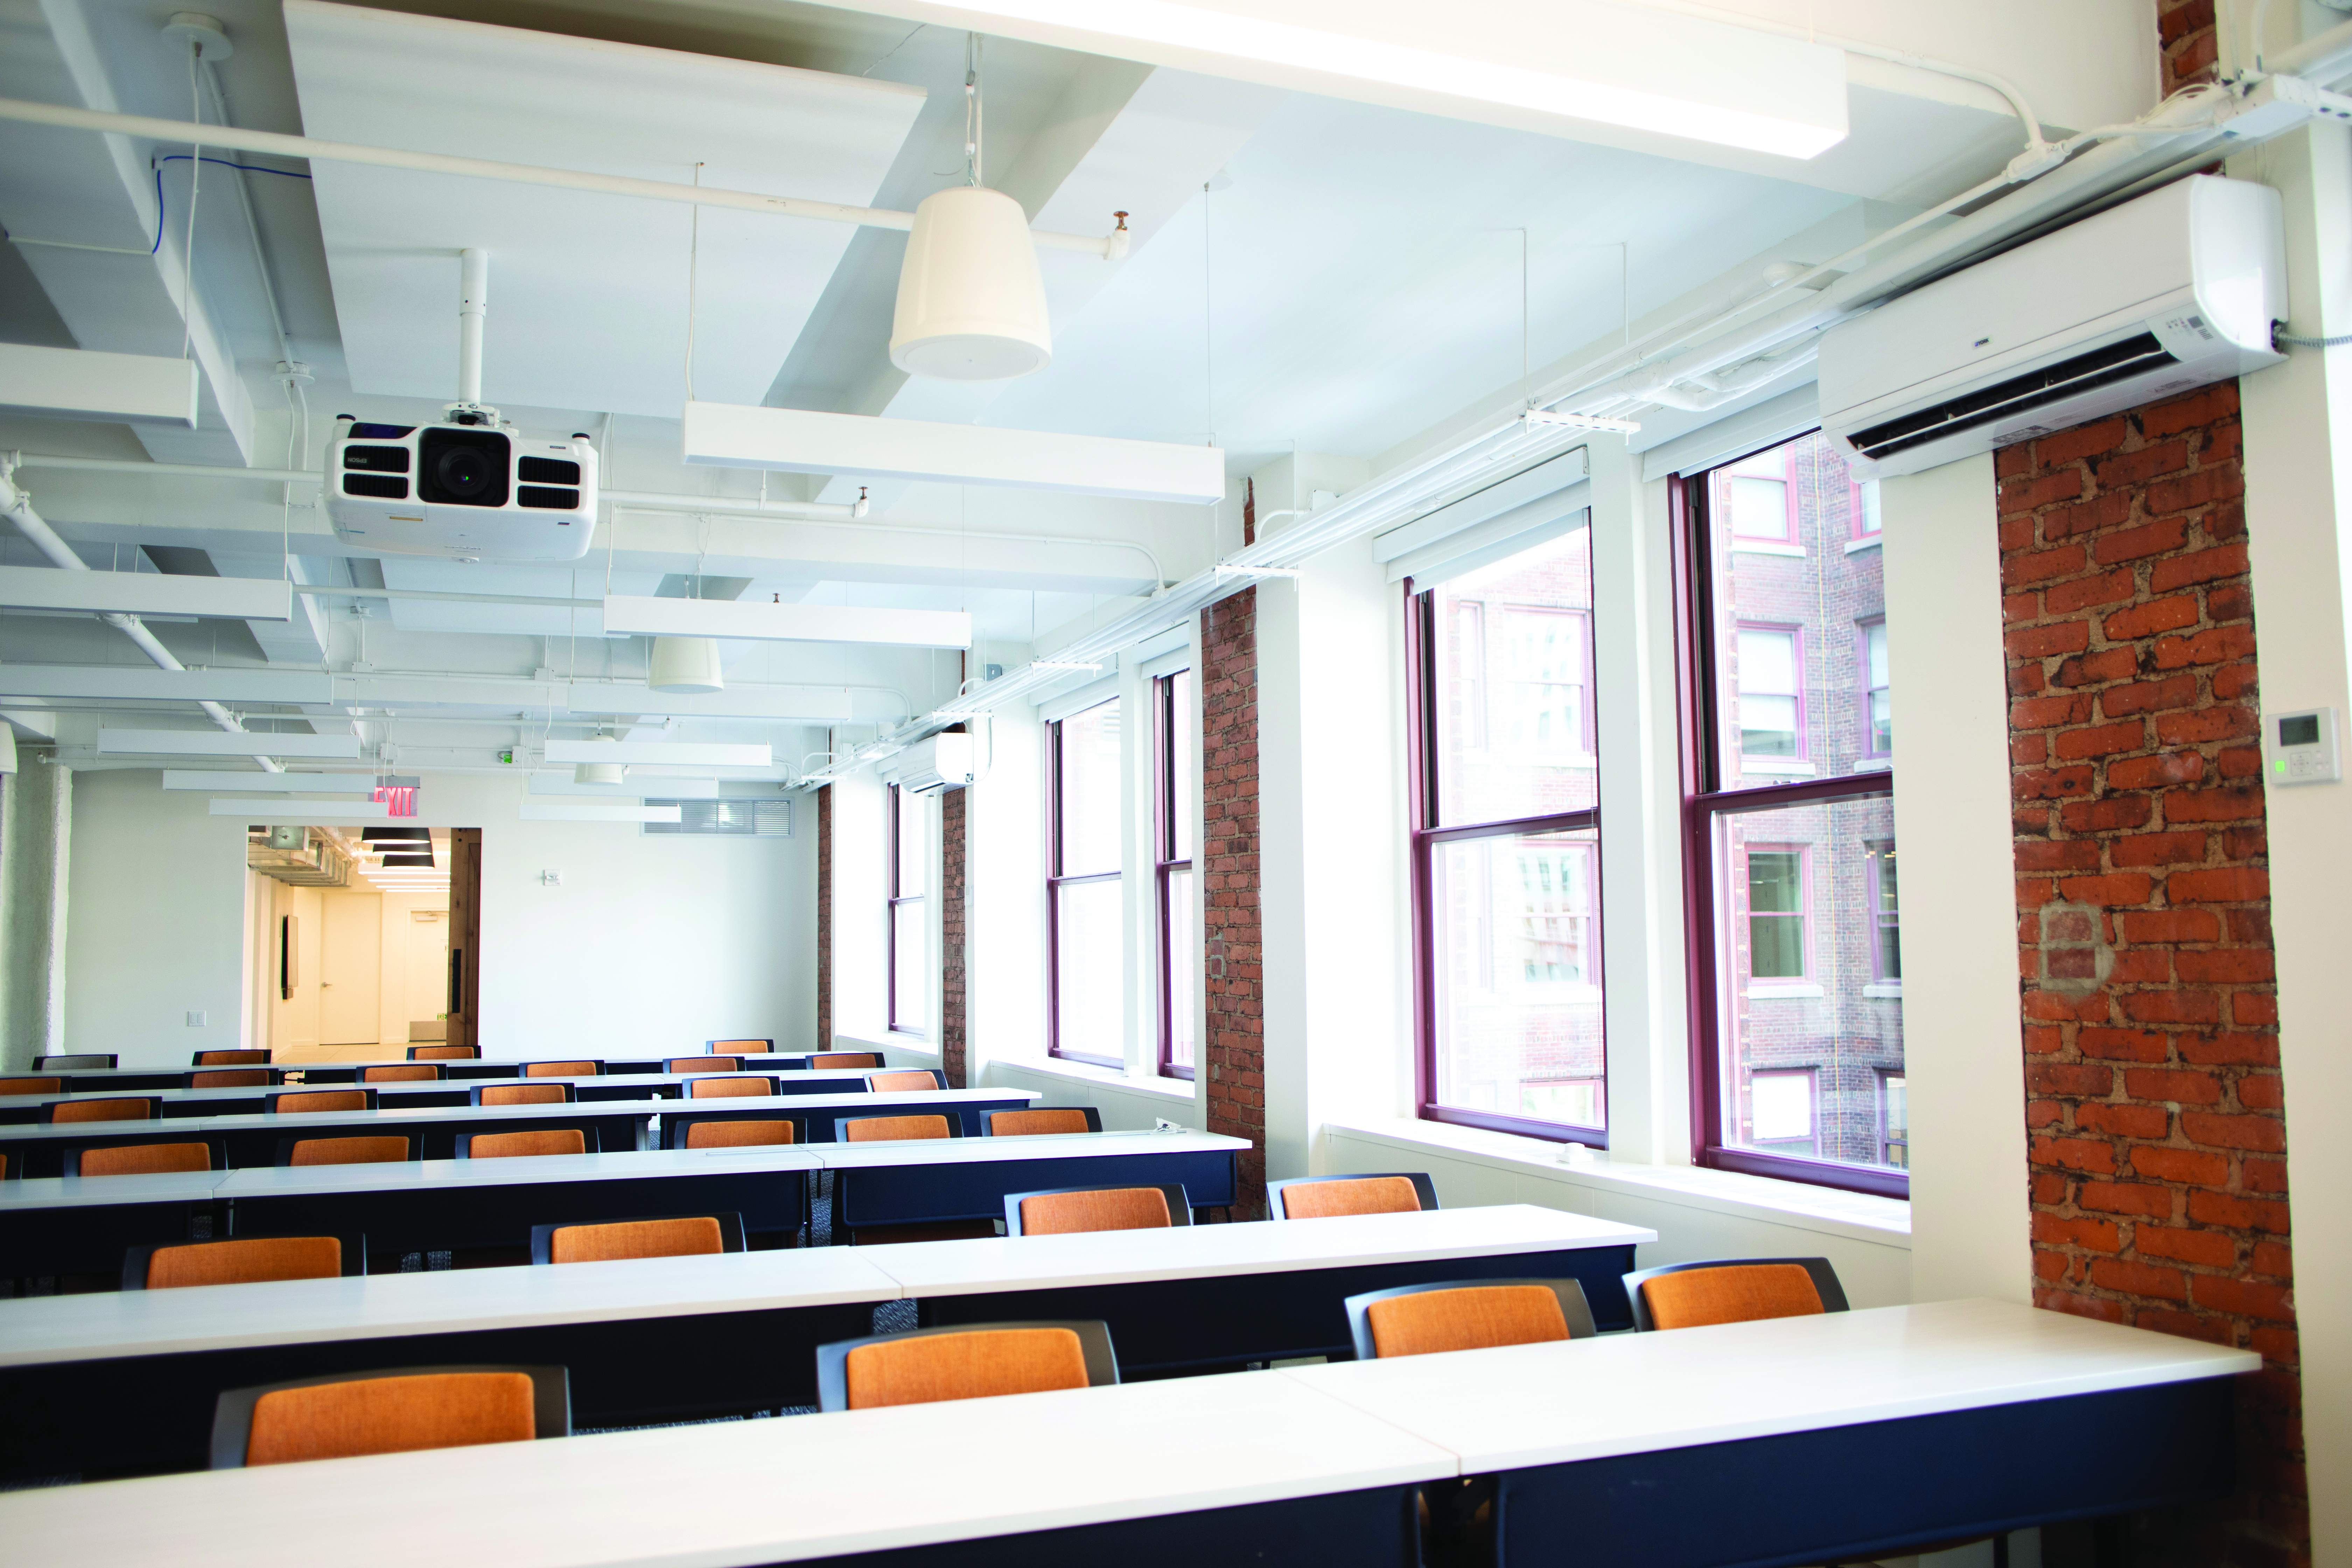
[710,1040,769,1052]
[523,1060,597,1077]
[191,1070,272,1088]
[843,1115,951,1142]
[1280,1177,1423,1220]
[547,1217,724,1264]
[52,1098,151,1124]
[0,1077,61,1096]
[80,1142,211,1177]
[362,1065,438,1083]
[467,1129,587,1160]
[869,1070,937,1093]
[688,1076,776,1099]
[410,1046,476,1060]
[1639,1264,1827,1331]
[196,1051,269,1066]
[288,1136,411,1167]
[682,1119,795,1149]
[147,1237,342,1289]
[673,1057,743,1073]
[1363,1285,1572,1359]
[987,1110,1092,1138]
[478,1083,568,1106]
[243,1372,536,1466]
[811,1052,882,1070]
[274,1091,368,1113]
[1018,1187,1171,1237]
[843,1328,1090,1410]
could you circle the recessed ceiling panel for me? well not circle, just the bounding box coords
[285,0,924,417]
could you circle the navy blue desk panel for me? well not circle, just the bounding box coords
[794,1488,1419,1568]
[685,1090,1031,1140]
[0,1106,655,1175]
[0,1190,220,1279]
[835,1145,1238,1232]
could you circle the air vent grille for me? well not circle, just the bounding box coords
[1849,331,2178,460]
[642,799,794,837]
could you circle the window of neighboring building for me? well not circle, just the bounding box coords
[887,783,926,1038]
[1725,448,1796,542]
[1156,669,1198,1080]
[1879,1071,1909,1168]
[1851,478,1882,540]
[1681,430,1904,1197]
[1407,526,1606,1145]
[1049,697,1124,1066]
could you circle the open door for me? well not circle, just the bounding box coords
[446,828,483,1049]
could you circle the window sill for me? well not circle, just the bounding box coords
[1326,1116,1909,1247]
[1850,756,1892,773]
[838,1032,938,1064]
[1746,983,1826,1000]
[1740,758,1817,777]
[989,1054,1200,1104]
[1863,982,1903,999]
[1730,540,1806,558]
[1844,534,1883,554]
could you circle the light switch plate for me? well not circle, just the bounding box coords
[186,1010,206,1027]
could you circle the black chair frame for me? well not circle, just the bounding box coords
[865,1070,949,1092]
[1003,1183,1194,1237]
[184,1068,282,1088]
[705,1039,774,1052]
[982,1106,1104,1135]
[124,1232,368,1290]
[1620,1256,1850,1332]
[34,1054,115,1070]
[528,1211,746,1265]
[808,1052,884,1070]
[470,1082,578,1106]
[266,1087,382,1114]
[361,1063,447,1083]
[62,1138,225,1176]
[273,1133,418,1167]
[40,1096,162,1124]
[209,1364,569,1468]
[832,1114,962,1143]
[1342,1277,1596,1362]
[190,1052,271,1068]
[407,1045,481,1060]
[521,1061,604,1077]
[1267,1171,1440,1219]
[680,1075,782,1099]
[814,1320,1118,1413]
[454,1127,599,1158]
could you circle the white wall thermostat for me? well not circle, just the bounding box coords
[2264,707,2341,785]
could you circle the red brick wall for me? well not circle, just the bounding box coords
[816,783,833,1052]
[940,784,967,1089]
[1201,589,1266,1219]
[2000,382,2306,1567]
[2161,0,2220,92]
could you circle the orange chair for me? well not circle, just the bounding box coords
[671,1057,743,1074]
[1344,1279,1596,1360]
[407,1045,479,1060]
[471,1083,573,1106]
[1004,1184,1192,1237]
[816,1322,1118,1412]
[188,1069,275,1089]
[124,1235,361,1290]
[362,1064,442,1083]
[868,1070,943,1093]
[687,1076,777,1099]
[523,1060,600,1078]
[0,1077,62,1097]
[838,1114,953,1143]
[64,1141,219,1177]
[34,1054,115,1070]
[194,1050,269,1067]
[457,1129,589,1159]
[210,1365,569,1468]
[267,1089,377,1114]
[810,1052,883,1070]
[1623,1258,1849,1331]
[666,1116,797,1150]
[528,1213,746,1265]
[44,1097,159,1124]
[1268,1172,1439,1221]
[276,1135,414,1167]
[983,1108,1101,1137]
[708,1038,772,1054]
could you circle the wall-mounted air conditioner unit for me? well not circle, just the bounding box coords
[1820,175,2286,479]
[886,733,979,796]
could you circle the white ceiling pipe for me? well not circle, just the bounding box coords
[0,97,1130,259]
[0,461,283,771]
[2267,16,2352,82]
[456,247,490,413]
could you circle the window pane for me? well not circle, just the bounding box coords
[891,899,926,1035]
[1431,528,1597,825]
[1881,1072,1909,1167]
[1710,791,1904,1171]
[1054,878,1124,1059]
[894,788,925,898]
[1057,699,1122,875]
[1168,670,1196,862]
[1708,432,1885,789]
[1164,864,1196,1072]
[1430,826,1604,1130]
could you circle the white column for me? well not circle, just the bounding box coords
[0,752,70,1066]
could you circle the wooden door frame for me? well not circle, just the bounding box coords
[446,828,484,1049]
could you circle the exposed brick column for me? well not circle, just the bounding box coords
[2000,383,2305,1566]
[1201,589,1265,1219]
[815,783,833,1053]
[940,784,967,1088]
[2160,0,2220,93]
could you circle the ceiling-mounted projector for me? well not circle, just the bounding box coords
[326,417,598,562]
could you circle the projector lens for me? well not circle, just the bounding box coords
[418,427,511,508]
[438,449,491,497]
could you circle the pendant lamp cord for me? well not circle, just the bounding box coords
[684,162,703,401]
[181,42,203,362]
[964,34,983,186]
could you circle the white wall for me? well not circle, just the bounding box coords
[827,768,889,1045]
[964,704,1047,1072]
[1882,452,2035,1307]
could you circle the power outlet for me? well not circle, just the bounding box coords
[1154,1118,1184,1133]
[186,1010,207,1027]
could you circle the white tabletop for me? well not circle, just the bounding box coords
[0,1363,1455,1567]
[817,1128,1243,1168]
[862,1202,1651,1297]
[1284,1296,2260,1471]
[0,1170,229,1210]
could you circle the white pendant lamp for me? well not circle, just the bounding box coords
[648,636,724,695]
[572,735,626,786]
[890,186,1052,381]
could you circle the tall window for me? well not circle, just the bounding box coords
[1156,670,1198,1079]
[1408,526,1605,1144]
[887,784,926,1037]
[1049,698,1123,1066]
[1682,430,1903,1196]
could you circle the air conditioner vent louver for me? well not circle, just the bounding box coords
[1848,333,2177,461]
[642,799,794,837]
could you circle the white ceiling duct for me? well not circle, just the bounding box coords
[891,186,1054,381]
[648,637,724,695]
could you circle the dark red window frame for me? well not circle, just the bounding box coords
[1046,705,1123,1069]
[886,782,924,1039]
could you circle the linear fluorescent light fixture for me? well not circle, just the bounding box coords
[905,0,1846,159]
[0,343,199,426]
[209,801,391,822]
[542,739,773,768]
[0,567,292,622]
[1522,410,1642,434]
[163,770,378,794]
[602,595,971,650]
[0,667,329,703]
[106,729,362,760]
[520,800,686,824]
[528,774,719,798]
